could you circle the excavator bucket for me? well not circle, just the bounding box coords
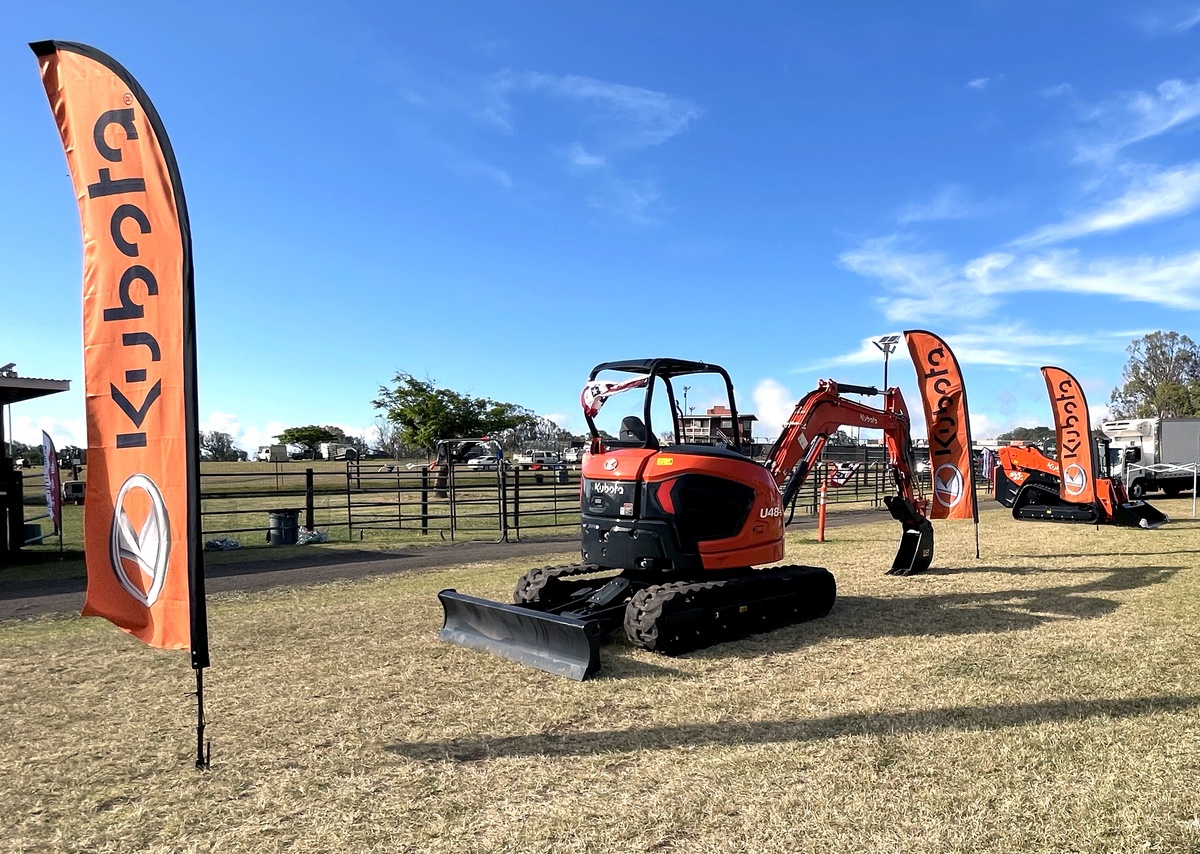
[884,495,935,576]
[1109,501,1170,529]
[437,589,603,681]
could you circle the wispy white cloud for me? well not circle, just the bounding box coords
[454,157,513,188]
[1041,83,1074,99]
[568,143,606,170]
[586,177,663,225]
[838,236,1005,321]
[1135,7,1200,34]
[841,231,1200,322]
[496,71,703,149]
[1013,161,1200,246]
[1177,8,1200,30]
[967,77,992,90]
[1077,77,1200,163]
[796,334,903,373]
[400,69,700,218]
[807,324,1142,379]
[897,185,985,224]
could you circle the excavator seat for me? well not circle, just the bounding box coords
[618,416,658,449]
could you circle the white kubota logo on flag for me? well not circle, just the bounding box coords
[1063,463,1088,497]
[933,463,965,508]
[110,473,171,606]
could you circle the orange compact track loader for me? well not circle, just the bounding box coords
[993,443,1167,528]
[438,358,934,680]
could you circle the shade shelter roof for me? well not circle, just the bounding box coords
[0,374,71,406]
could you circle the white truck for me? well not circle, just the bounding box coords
[318,441,362,461]
[256,444,289,462]
[1100,417,1200,499]
[512,449,562,469]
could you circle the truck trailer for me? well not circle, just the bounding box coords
[1099,417,1200,498]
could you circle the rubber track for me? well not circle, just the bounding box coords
[512,563,609,605]
[623,565,836,656]
[1012,483,1099,523]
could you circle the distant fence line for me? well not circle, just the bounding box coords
[20,454,989,545]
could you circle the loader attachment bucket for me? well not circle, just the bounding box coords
[438,590,603,681]
[1110,501,1170,529]
[883,495,935,576]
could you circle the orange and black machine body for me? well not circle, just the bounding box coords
[437,358,929,680]
[578,359,786,576]
[994,443,1167,528]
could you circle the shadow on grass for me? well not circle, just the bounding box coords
[387,693,1200,762]
[628,565,1179,668]
[1003,549,1200,559]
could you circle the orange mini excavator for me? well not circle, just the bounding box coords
[438,357,934,679]
[993,443,1167,528]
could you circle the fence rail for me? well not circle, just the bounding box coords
[196,462,583,543]
[19,452,994,547]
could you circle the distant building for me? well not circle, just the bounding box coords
[679,405,756,447]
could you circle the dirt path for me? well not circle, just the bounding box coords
[0,536,582,620]
[0,507,887,621]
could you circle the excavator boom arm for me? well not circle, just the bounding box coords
[763,379,934,575]
[765,380,926,512]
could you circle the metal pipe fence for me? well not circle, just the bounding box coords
[197,461,583,544]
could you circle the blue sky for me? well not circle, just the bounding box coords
[4,1,1200,452]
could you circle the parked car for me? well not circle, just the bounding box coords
[466,455,505,471]
[561,447,585,464]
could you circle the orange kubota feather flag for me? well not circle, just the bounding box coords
[903,330,978,521]
[33,41,208,663]
[1040,366,1098,506]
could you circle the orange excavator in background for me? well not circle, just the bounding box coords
[438,357,935,680]
[993,443,1167,528]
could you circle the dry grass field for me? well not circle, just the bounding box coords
[4,501,1200,853]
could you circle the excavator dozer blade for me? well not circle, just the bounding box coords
[437,589,603,681]
[1110,501,1170,529]
[884,495,936,576]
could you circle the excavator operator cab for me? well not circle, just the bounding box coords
[582,357,748,456]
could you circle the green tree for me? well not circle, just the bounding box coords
[372,373,534,453]
[996,425,1056,446]
[10,441,44,467]
[1109,331,1200,418]
[199,430,244,462]
[276,425,340,455]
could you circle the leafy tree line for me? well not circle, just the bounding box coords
[995,425,1055,445]
[372,372,576,455]
[1109,331,1200,419]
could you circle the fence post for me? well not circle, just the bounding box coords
[512,466,521,539]
[420,466,429,536]
[305,468,314,530]
[447,462,456,541]
[499,465,509,542]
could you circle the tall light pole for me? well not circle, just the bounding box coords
[873,335,900,390]
[682,386,690,416]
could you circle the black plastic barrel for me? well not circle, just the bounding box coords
[267,509,300,546]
